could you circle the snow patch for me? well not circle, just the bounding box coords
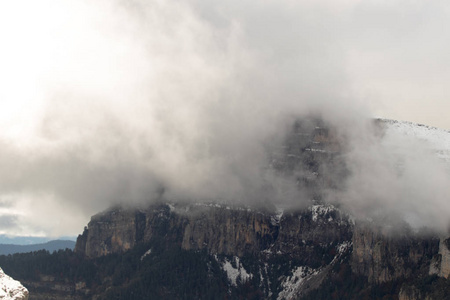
[337,241,351,255]
[330,241,352,264]
[271,208,284,226]
[382,119,450,163]
[167,203,175,212]
[304,148,327,153]
[219,256,252,286]
[311,204,335,222]
[140,249,152,261]
[193,203,253,212]
[0,267,28,300]
[277,266,319,300]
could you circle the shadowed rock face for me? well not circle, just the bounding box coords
[351,222,440,283]
[180,206,278,257]
[440,237,450,278]
[75,202,352,260]
[75,208,145,257]
[429,236,450,279]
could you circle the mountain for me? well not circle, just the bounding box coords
[0,240,76,256]
[0,235,77,246]
[0,118,449,299]
[71,202,449,299]
[0,268,28,300]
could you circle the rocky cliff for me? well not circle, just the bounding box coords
[439,238,450,278]
[74,202,355,298]
[352,221,440,283]
[73,201,448,299]
[430,236,450,279]
[75,202,352,261]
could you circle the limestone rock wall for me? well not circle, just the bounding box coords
[181,207,277,257]
[76,208,146,257]
[438,237,450,278]
[352,222,439,283]
[429,236,450,279]
[75,203,352,260]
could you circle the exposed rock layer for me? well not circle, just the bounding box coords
[352,222,440,283]
[75,203,352,260]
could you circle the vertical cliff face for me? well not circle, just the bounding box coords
[181,206,278,257]
[429,236,450,279]
[351,222,439,283]
[75,208,144,257]
[76,204,274,257]
[438,237,450,278]
[74,202,355,298]
[273,204,352,262]
[76,204,181,258]
[398,285,430,300]
[76,202,355,260]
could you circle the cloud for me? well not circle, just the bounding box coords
[0,0,448,236]
[330,120,450,233]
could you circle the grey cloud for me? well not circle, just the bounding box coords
[0,214,19,230]
[0,0,448,236]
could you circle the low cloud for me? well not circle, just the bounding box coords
[0,0,448,236]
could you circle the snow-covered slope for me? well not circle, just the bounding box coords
[381,119,450,163]
[0,268,28,300]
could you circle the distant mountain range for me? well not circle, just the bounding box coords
[0,234,76,245]
[0,240,75,255]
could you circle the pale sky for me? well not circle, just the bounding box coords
[0,0,449,237]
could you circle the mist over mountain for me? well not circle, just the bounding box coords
[1,0,450,239]
[0,1,449,299]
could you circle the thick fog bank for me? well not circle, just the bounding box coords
[0,0,448,236]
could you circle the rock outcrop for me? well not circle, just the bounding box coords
[439,237,450,278]
[180,205,278,257]
[75,208,149,257]
[74,202,446,299]
[75,202,353,261]
[429,236,450,279]
[352,222,439,283]
[398,285,429,300]
[75,202,355,298]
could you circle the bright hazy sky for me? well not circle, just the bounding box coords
[0,0,449,237]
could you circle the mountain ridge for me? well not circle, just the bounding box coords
[0,240,75,256]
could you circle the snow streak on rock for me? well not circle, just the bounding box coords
[218,256,252,287]
[277,266,319,300]
[140,249,152,261]
[311,204,335,222]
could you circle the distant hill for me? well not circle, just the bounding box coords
[0,234,76,245]
[0,240,75,255]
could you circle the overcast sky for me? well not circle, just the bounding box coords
[0,0,449,237]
